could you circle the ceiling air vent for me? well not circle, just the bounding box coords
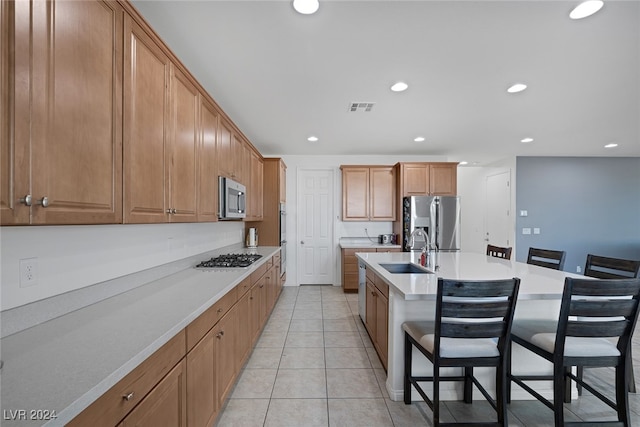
[348,102,375,112]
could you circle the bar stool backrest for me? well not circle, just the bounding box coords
[554,277,640,358]
[526,247,566,270]
[584,254,640,279]
[486,244,512,260]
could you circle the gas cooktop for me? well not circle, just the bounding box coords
[195,253,262,269]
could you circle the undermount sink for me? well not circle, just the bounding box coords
[379,263,433,274]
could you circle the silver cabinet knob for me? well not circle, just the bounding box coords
[173,208,177,214]
[36,197,49,207]
[123,392,134,401]
[19,195,32,206]
[166,208,177,214]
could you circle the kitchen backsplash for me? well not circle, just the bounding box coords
[0,222,244,313]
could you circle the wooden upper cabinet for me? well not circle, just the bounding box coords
[279,160,287,203]
[402,164,429,195]
[341,166,395,221]
[124,17,200,223]
[341,167,369,220]
[397,162,458,197]
[429,163,458,196]
[123,15,170,223]
[197,98,219,222]
[2,0,123,225]
[369,167,396,220]
[247,149,263,221]
[217,117,233,179]
[168,64,198,222]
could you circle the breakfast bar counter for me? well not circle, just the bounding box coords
[356,251,582,402]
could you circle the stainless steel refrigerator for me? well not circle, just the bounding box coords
[402,196,461,252]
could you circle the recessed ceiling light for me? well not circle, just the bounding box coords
[293,0,319,15]
[459,161,469,166]
[414,136,425,142]
[391,82,408,92]
[570,0,604,20]
[507,83,527,93]
[521,137,534,143]
[604,143,618,148]
[307,136,318,142]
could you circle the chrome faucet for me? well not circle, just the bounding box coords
[408,228,431,252]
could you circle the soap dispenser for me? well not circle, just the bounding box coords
[420,246,428,267]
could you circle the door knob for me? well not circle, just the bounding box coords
[300,241,304,245]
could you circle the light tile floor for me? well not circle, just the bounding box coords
[215,286,640,426]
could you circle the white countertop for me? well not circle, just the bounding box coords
[0,246,280,427]
[356,251,583,300]
[339,237,401,249]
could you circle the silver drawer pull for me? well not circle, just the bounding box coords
[123,392,134,401]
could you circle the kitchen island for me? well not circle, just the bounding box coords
[356,250,582,402]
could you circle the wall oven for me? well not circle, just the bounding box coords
[218,176,246,219]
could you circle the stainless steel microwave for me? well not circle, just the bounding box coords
[218,176,246,219]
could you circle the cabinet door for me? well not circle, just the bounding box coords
[279,160,287,203]
[169,65,198,222]
[197,98,219,221]
[248,150,263,220]
[217,117,233,179]
[1,0,30,225]
[186,330,216,427]
[375,293,388,369]
[121,359,187,427]
[214,306,238,407]
[124,15,170,223]
[342,167,369,220]
[237,136,250,185]
[365,280,377,339]
[402,164,429,196]
[236,290,253,365]
[369,167,396,220]
[249,283,262,344]
[429,163,458,195]
[29,0,123,224]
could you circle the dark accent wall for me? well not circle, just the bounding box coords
[515,157,640,273]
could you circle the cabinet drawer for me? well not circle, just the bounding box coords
[67,330,186,427]
[374,276,389,299]
[186,287,238,350]
[236,276,252,298]
[343,263,359,274]
[251,262,267,283]
[365,267,375,284]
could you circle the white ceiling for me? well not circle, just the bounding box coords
[131,0,640,165]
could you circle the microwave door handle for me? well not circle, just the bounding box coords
[238,192,245,213]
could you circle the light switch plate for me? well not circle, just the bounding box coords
[522,228,531,235]
[533,228,540,234]
[520,210,528,217]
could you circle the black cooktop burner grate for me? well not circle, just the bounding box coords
[196,253,263,268]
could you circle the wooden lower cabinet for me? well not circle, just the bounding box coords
[120,359,187,427]
[214,306,239,408]
[186,330,216,427]
[69,253,284,427]
[342,247,400,292]
[363,268,389,370]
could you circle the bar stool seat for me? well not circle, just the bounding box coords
[403,321,500,358]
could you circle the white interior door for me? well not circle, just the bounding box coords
[485,171,511,247]
[297,168,334,285]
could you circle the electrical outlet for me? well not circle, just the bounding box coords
[19,258,38,287]
[576,266,582,273]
